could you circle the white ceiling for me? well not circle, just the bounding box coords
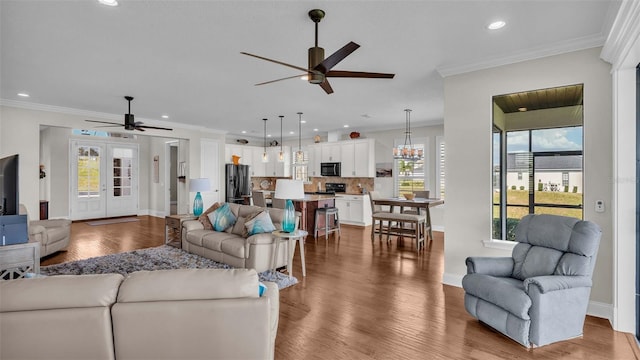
[0,0,620,141]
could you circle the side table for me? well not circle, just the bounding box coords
[271,230,308,278]
[0,242,40,280]
[165,214,196,248]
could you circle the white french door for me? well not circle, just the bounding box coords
[70,140,139,220]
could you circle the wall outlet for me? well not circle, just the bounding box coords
[595,200,605,213]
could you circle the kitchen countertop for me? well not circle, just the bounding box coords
[297,194,336,202]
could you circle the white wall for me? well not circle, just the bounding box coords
[443,48,613,314]
[0,105,226,219]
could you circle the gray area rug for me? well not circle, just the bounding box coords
[41,245,298,290]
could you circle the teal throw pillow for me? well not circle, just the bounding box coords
[244,210,276,236]
[207,203,237,232]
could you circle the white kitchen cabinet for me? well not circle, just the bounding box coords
[250,147,266,176]
[334,194,372,226]
[265,147,290,177]
[321,143,341,162]
[307,144,322,177]
[224,144,289,177]
[339,139,375,177]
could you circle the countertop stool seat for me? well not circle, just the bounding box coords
[314,207,341,243]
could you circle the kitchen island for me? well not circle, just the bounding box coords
[293,194,336,234]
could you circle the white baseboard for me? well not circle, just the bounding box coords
[432,225,445,232]
[143,209,167,218]
[442,272,463,287]
[587,301,613,321]
[442,272,613,322]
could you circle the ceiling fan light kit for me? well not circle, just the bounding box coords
[85,96,173,132]
[241,9,394,95]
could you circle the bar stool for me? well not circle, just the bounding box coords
[314,207,341,242]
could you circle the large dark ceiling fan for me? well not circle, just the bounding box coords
[85,96,173,132]
[241,9,395,94]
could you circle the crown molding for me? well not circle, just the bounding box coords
[0,99,226,135]
[437,34,606,78]
[600,0,640,70]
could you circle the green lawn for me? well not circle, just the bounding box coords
[493,190,583,240]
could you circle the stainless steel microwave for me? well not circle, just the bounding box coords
[320,162,341,177]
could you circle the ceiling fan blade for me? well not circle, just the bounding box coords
[255,74,305,86]
[241,52,320,75]
[314,41,360,73]
[85,119,123,126]
[319,79,334,94]
[326,70,395,79]
[137,125,173,131]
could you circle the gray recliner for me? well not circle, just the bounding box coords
[462,214,601,347]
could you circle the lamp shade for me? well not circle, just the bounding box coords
[189,178,211,192]
[274,179,304,200]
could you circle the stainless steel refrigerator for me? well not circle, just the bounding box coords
[225,164,251,204]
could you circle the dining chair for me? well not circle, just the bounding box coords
[252,191,267,207]
[413,190,430,199]
[368,191,427,251]
[271,198,286,209]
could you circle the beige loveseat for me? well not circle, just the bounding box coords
[0,268,279,360]
[182,203,298,273]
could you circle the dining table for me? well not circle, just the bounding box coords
[372,197,444,240]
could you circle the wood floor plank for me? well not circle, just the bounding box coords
[41,217,638,359]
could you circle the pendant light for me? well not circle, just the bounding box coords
[393,109,423,160]
[295,112,306,164]
[262,118,269,162]
[278,115,285,162]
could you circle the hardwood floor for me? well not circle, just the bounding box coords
[41,216,638,359]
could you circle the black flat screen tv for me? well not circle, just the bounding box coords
[0,154,19,216]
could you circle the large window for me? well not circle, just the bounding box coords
[492,85,584,241]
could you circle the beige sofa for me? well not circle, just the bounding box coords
[182,203,298,273]
[0,268,279,360]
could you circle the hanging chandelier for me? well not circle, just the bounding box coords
[278,115,285,162]
[294,112,306,164]
[393,109,423,160]
[262,118,269,162]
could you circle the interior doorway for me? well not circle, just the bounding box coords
[167,141,179,215]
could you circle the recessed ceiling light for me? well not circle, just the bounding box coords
[241,130,247,134]
[161,115,169,119]
[17,93,30,97]
[518,107,527,112]
[301,120,306,124]
[267,134,272,138]
[98,0,118,6]
[343,125,349,128]
[487,20,506,30]
[289,131,294,135]
[313,128,318,132]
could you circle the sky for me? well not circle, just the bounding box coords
[493,126,583,163]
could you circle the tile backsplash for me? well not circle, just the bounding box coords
[251,177,374,194]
